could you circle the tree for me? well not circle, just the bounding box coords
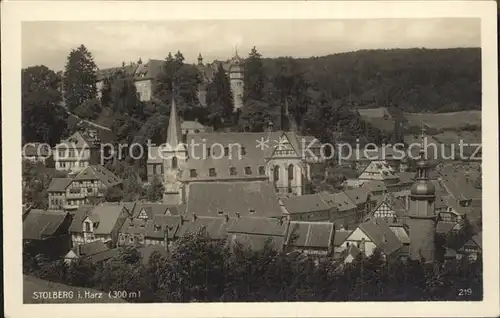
[206,63,234,125]
[63,44,98,111]
[244,46,265,101]
[22,160,67,208]
[73,98,101,120]
[22,66,68,146]
[108,72,144,120]
[146,176,165,202]
[104,186,123,202]
[237,100,275,132]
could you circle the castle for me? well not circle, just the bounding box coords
[96,51,245,112]
[146,96,323,205]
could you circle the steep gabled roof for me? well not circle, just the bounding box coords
[47,178,73,192]
[73,165,122,187]
[286,221,334,249]
[281,194,331,215]
[358,219,402,255]
[23,210,69,240]
[69,203,125,235]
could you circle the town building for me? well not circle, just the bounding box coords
[226,216,289,252]
[147,98,319,205]
[341,218,403,260]
[284,221,335,256]
[68,203,130,247]
[22,209,72,259]
[47,164,122,211]
[457,232,482,261]
[64,240,120,265]
[54,130,102,173]
[281,193,337,222]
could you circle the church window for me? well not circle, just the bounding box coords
[190,169,197,178]
[172,156,178,169]
[258,166,266,176]
[273,165,280,181]
[288,164,294,180]
[245,166,252,175]
[209,168,216,177]
[229,167,237,176]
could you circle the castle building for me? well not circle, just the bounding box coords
[147,97,322,205]
[407,150,437,262]
[196,52,245,111]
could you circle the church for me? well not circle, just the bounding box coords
[146,97,323,205]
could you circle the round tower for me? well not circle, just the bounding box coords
[229,50,244,111]
[408,150,437,262]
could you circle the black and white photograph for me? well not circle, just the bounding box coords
[2,1,498,317]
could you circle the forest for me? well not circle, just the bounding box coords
[24,229,482,303]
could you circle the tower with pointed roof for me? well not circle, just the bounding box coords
[197,53,203,66]
[161,96,187,205]
[408,131,437,262]
[229,49,245,111]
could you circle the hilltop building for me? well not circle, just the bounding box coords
[96,52,245,112]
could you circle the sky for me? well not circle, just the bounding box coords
[22,18,480,71]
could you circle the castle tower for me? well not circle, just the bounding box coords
[197,53,203,66]
[228,49,244,111]
[162,96,187,205]
[408,143,437,262]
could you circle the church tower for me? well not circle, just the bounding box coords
[408,147,437,262]
[228,49,244,111]
[162,96,187,205]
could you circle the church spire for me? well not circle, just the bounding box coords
[166,95,183,148]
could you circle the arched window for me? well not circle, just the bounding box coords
[172,156,178,169]
[273,165,280,181]
[288,164,294,180]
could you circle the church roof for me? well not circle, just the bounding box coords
[166,98,183,148]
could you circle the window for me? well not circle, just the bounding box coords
[172,156,178,169]
[273,165,280,181]
[190,169,198,178]
[224,147,229,156]
[129,237,134,243]
[229,167,237,176]
[84,222,91,233]
[288,164,294,180]
[258,166,266,176]
[209,168,216,177]
[245,166,252,175]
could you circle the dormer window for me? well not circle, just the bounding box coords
[229,167,237,176]
[244,166,252,175]
[190,169,197,178]
[209,168,216,177]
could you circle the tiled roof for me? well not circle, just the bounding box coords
[186,181,283,218]
[73,165,122,187]
[399,171,415,184]
[285,221,334,249]
[358,219,403,256]
[69,203,125,235]
[229,233,285,252]
[88,248,121,263]
[96,65,137,81]
[319,191,357,212]
[181,120,206,131]
[23,210,69,240]
[361,180,387,193]
[47,178,73,192]
[177,216,236,240]
[131,202,170,219]
[440,173,482,201]
[472,232,482,249]
[133,59,164,80]
[121,215,181,239]
[333,229,352,246]
[344,186,372,205]
[389,225,410,244]
[436,221,458,234]
[56,131,98,149]
[281,194,331,215]
[227,217,288,236]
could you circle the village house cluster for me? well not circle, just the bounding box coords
[23,92,482,267]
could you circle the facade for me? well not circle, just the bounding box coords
[68,203,130,247]
[54,131,101,173]
[197,52,245,111]
[147,97,318,205]
[407,152,437,262]
[48,165,122,211]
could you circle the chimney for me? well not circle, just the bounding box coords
[192,213,197,223]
